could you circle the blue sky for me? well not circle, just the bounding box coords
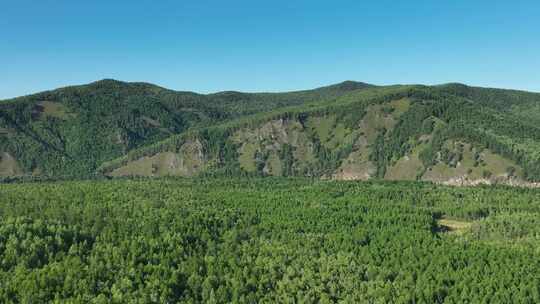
[1,0,539,99]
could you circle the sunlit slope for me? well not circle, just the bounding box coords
[0,79,370,177]
[101,85,540,185]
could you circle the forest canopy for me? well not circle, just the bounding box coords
[0,178,539,303]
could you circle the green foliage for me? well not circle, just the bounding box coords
[279,144,295,176]
[370,133,387,178]
[0,178,539,302]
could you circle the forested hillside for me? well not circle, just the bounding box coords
[1,178,539,302]
[100,84,540,185]
[2,80,540,185]
[0,80,368,177]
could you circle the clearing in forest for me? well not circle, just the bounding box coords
[437,217,472,235]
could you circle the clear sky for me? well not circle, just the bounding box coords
[1,0,539,99]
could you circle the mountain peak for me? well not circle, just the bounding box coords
[321,81,375,91]
[90,79,127,87]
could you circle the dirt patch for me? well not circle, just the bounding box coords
[389,98,411,118]
[0,127,15,137]
[109,139,206,177]
[422,140,525,185]
[385,142,426,180]
[333,157,375,180]
[142,116,161,128]
[33,101,76,120]
[0,152,23,177]
[333,136,375,180]
[437,218,472,235]
[440,177,540,188]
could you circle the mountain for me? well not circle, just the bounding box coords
[0,79,369,177]
[2,80,540,186]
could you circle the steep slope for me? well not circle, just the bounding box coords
[0,79,371,177]
[101,85,540,186]
[437,83,540,125]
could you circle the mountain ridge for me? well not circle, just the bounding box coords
[0,79,377,102]
[2,80,540,186]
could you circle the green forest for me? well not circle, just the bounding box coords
[2,80,540,302]
[0,178,539,303]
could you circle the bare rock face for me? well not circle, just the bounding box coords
[233,118,316,175]
[440,176,540,188]
[333,135,375,181]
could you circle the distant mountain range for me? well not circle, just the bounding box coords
[2,79,540,186]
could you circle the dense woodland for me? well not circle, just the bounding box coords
[0,178,539,303]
